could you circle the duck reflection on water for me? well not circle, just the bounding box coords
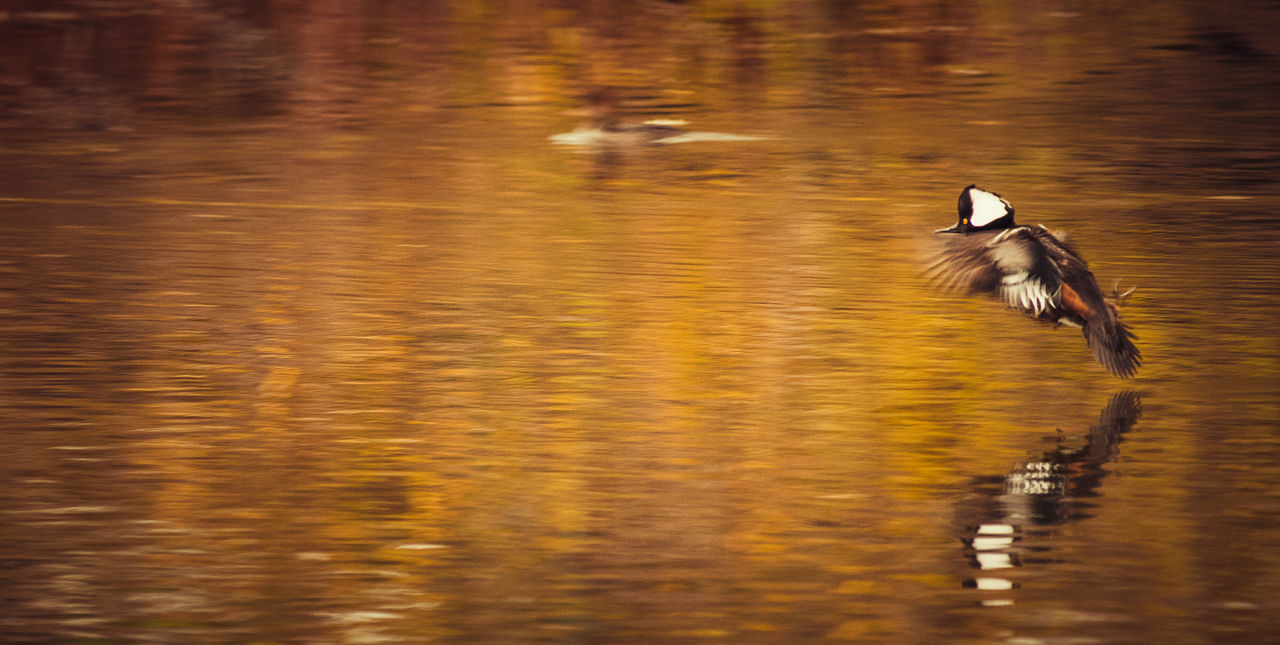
[956,391,1143,601]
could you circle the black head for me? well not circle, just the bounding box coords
[938,184,1016,233]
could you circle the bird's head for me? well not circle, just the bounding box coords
[938,184,1016,233]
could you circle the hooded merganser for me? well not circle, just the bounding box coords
[928,185,1141,378]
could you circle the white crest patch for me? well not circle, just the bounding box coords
[969,188,1012,227]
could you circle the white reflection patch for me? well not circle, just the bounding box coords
[974,577,1015,591]
[654,131,772,144]
[976,552,1016,570]
[977,523,1015,535]
[972,536,1015,551]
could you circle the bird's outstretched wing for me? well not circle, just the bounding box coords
[927,226,1063,317]
[1085,315,1141,378]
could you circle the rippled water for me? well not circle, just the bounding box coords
[2,3,1280,643]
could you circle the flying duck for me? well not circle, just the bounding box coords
[928,185,1141,377]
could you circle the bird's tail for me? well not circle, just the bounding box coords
[1084,316,1141,378]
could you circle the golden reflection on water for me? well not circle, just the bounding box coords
[3,2,1280,643]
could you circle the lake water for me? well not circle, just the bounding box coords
[2,2,1279,643]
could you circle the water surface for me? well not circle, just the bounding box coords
[2,2,1279,643]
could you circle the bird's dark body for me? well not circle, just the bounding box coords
[929,186,1141,377]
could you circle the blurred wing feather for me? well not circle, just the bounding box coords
[1085,317,1141,378]
[926,233,1003,294]
[987,228,1063,316]
[928,227,1063,317]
